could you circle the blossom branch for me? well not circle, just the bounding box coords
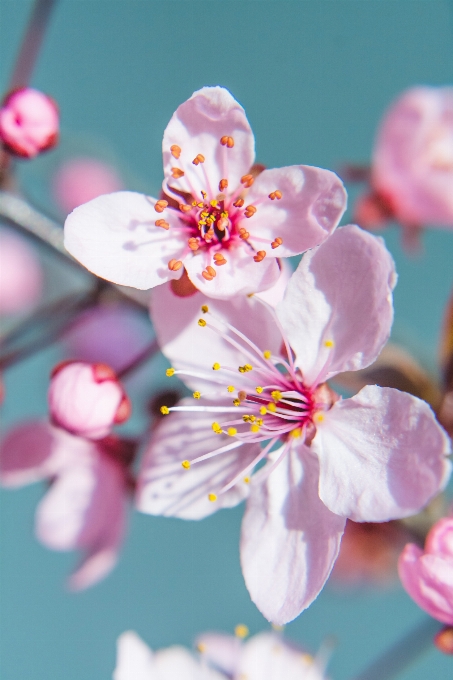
[351,617,442,680]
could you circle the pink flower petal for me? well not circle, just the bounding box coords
[153,647,225,680]
[114,631,155,680]
[194,633,239,675]
[398,544,453,625]
[0,230,42,315]
[240,449,345,624]
[162,87,255,200]
[314,385,452,522]
[425,516,453,560]
[277,225,397,385]
[0,421,55,487]
[238,632,323,680]
[245,166,347,258]
[137,402,260,520]
[373,86,453,226]
[150,283,282,393]
[255,258,293,308]
[183,242,280,299]
[64,192,185,289]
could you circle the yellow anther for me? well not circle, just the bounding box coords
[250,424,260,433]
[256,386,263,394]
[242,415,251,422]
[208,493,217,502]
[166,368,175,377]
[160,406,169,415]
[170,144,181,159]
[238,366,246,373]
[244,364,253,372]
[193,391,201,399]
[314,412,325,423]
[263,350,272,359]
[271,390,282,402]
[267,402,277,413]
[212,422,222,434]
[290,428,302,438]
[198,318,207,327]
[201,305,209,313]
[233,399,241,407]
[201,190,207,199]
[271,623,286,632]
[210,199,218,207]
[212,362,221,371]
[227,385,235,393]
[256,418,263,426]
[197,643,207,653]
[324,339,334,348]
[227,427,237,436]
[243,476,250,484]
[259,406,267,415]
[234,624,249,639]
[181,460,191,469]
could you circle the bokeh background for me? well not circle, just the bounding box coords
[1,1,453,678]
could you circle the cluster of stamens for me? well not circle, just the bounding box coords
[160,305,337,502]
[156,137,286,280]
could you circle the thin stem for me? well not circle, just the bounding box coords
[9,0,58,90]
[351,617,442,680]
[117,339,160,380]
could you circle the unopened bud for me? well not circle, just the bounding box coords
[0,88,59,158]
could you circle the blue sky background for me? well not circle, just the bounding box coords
[1,2,453,679]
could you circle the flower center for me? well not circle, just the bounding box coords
[161,304,338,500]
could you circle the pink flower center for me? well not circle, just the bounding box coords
[162,304,338,500]
[158,138,284,280]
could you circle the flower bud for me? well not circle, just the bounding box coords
[48,361,130,439]
[0,88,59,158]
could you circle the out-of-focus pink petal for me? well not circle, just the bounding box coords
[238,632,324,680]
[0,230,42,315]
[154,647,226,680]
[373,87,453,226]
[114,631,154,680]
[162,87,255,199]
[245,166,346,258]
[194,633,239,675]
[53,157,124,215]
[49,362,127,439]
[255,258,293,308]
[0,421,55,487]
[314,385,452,522]
[137,402,260,520]
[64,192,185,289]
[425,517,453,560]
[277,225,396,385]
[240,449,345,624]
[183,242,280,299]
[0,88,59,158]
[398,544,453,625]
[150,283,282,393]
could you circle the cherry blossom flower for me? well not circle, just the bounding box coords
[0,229,42,315]
[0,88,59,158]
[398,516,453,625]
[52,157,123,215]
[0,361,133,589]
[137,225,451,624]
[64,86,347,300]
[354,87,453,240]
[114,629,328,680]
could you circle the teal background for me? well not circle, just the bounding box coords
[1,1,453,679]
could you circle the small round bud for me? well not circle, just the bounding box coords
[48,361,130,439]
[434,626,453,655]
[0,88,59,158]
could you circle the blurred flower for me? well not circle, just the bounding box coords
[398,515,453,626]
[138,225,451,624]
[0,88,59,158]
[353,87,453,243]
[114,629,328,680]
[0,229,42,314]
[65,86,346,300]
[332,519,412,587]
[52,157,123,215]
[0,362,134,589]
[49,361,131,439]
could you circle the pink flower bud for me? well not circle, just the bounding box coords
[0,229,42,314]
[0,88,59,158]
[52,157,123,215]
[48,361,130,440]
